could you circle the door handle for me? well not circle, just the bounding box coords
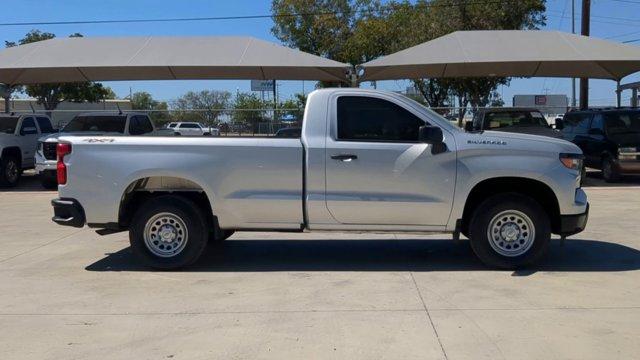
[331,154,358,161]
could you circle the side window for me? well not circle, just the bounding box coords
[591,114,605,131]
[181,123,198,129]
[574,114,592,135]
[20,117,38,135]
[129,116,145,135]
[337,96,425,142]
[137,116,154,134]
[561,114,577,134]
[36,117,55,134]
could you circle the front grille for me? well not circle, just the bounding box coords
[43,142,58,161]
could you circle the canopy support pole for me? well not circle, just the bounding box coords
[1,84,11,113]
[616,80,621,108]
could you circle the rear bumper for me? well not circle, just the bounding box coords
[559,203,589,236]
[51,198,85,228]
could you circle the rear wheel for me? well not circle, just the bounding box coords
[602,157,620,183]
[469,193,550,269]
[129,195,208,270]
[0,156,20,187]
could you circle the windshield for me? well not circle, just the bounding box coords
[484,111,548,129]
[605,112,640,135]
[62,115,127,133]
[0,117,19,133]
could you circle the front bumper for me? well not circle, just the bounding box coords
[51,198,85,228]
[559,203,589,236]
[617,159,640,174]
[35,157,57,174]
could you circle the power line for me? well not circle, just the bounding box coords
[0,0,552,28]
[622,38,640,43]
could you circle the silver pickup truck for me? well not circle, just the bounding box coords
[51,89,589,269]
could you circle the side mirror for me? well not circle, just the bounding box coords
[464,121,474,132]
[419,125,443,144]
[554,119,564,130]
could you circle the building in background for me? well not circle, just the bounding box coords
[0,99,132,128]
[513,94,569,118]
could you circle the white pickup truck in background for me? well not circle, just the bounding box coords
[0,113,55,187]
[36,112,166,188]
[51,89,589,270]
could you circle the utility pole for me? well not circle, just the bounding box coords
[571,0,576,109]
[579,0,590,110]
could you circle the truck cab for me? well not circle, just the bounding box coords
[0,113,55,187]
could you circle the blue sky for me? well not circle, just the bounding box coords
[2,0,639,106]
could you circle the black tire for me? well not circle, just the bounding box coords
[41,177,58,190]
[129,195,209,270]
[469,193,551,269]
[0,155,21,188]
[602,156,621,183]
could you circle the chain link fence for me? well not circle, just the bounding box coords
[17,105,581,135]
[23,108,305,136]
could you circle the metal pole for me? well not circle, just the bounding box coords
[1,84,10,113]
[579,0,590,110]
[616,81,621,108]
[571,0,576,108]
[632,88,638,108]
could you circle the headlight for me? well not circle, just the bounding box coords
[559,153,584,171]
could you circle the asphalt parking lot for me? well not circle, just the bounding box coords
[1,172,639,359]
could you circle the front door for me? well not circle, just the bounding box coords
[324,95,456,226]
[17,117,39,168]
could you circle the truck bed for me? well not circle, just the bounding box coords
[59,136,304,229]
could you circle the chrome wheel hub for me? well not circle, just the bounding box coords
[487,210,535,257]
[143,212,188,258]
[6,161,18,183]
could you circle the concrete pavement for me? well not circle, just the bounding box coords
[0,183,639,359]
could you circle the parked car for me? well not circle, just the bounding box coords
[168,122,211,136]
[466,108,563,138]
[274,127,301,138]
[0,113,55,187]
[36,112,157,189]
[50,89,588,270]
[556,108,640,182]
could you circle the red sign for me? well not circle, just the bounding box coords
[535,95,547,105]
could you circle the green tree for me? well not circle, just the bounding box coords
[130,91,170,125]
[171,90,231,126]
[271,0,546,125]
[232,92,269,132]
[5,30,112,111]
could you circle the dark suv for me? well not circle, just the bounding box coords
[557,109,640,182]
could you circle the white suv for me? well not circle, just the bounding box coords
[167,122,213,136]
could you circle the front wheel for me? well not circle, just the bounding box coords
[0,156,21,187]
[602,157,621,183]
[469,193,550,269]
[129,195,209,270]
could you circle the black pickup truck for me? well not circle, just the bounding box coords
[466,108,563,139]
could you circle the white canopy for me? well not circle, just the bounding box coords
[360,30,640,81]
[0,36,351,85]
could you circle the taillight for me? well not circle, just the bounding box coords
[57,143,72,185]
